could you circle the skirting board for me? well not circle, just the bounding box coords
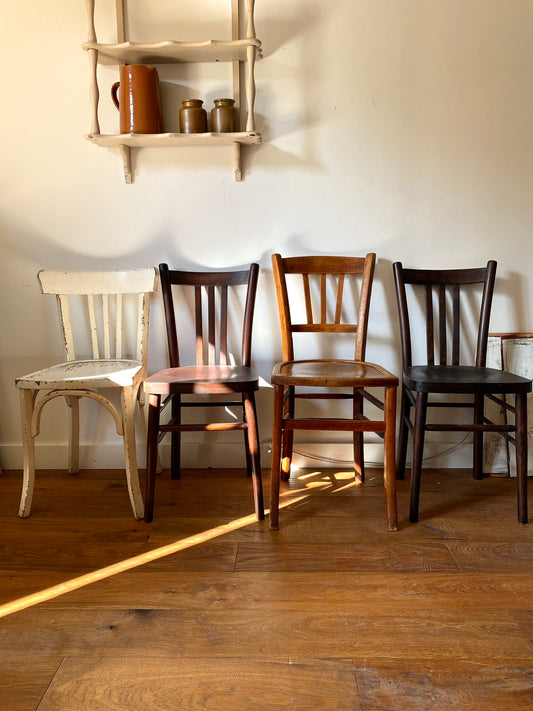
[1,438,519,473]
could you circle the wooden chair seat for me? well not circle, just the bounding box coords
[144,365,259,396]
[17,359,143,390]
[403,364,532,393]
[272,359,398,389]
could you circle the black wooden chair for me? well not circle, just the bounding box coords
[143,263,264,523]
[393,260,531,524]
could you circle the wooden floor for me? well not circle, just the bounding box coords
[0,465,532,710]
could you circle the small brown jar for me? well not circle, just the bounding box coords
[179,99,207,133]
[211,98,236,133]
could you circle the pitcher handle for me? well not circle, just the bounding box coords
[111,82,120,110]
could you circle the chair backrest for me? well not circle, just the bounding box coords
[38,268,158,364]
[392,261,497,368]
[271,253,376,362]
[159,263,259,367]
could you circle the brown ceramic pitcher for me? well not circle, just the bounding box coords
[111,64,164,134]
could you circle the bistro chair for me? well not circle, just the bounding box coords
[143,263,264,523]
[15,268,158,519]
[393,260,532,524]
[269,253,399,531]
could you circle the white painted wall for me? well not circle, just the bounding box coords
[1,0,532,471]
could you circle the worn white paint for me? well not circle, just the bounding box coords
[15,269,157,519]
[484,334,533,477]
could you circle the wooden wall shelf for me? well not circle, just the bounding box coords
[83,0,262,183]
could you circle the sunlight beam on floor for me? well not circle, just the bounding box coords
[0,494,311,620]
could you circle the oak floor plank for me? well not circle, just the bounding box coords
[140,506,532,546]
[0,470,137,518]
[1,607,530,661]
[0,540,238,574]
[354,660,533,711]
[0,657,64,711]
[249,511,532,543]
[36,657,362,711]
[2,571,532,614]
[513,610,533,643]
[234,541,460,572]
[446,541,533,573]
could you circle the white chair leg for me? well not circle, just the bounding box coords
[121,387,144,520]
[18,389,36,517]
[66,395,80,474]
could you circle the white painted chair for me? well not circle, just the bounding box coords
[15,268,158,520]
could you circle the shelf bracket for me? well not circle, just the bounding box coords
[233,142,242,182]
[119,145,132,184]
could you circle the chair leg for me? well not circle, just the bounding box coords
[137,390,161,474]
[383,384,399,531]
[473,394,484,480]
[269,384,284,530]
[144,393,161,523]
[515,392,528,525]
[18,389,36,518]
[121,387,144,521]
[396,385,410,480]
[281,431,293,481]
[410,391,428,523]
[170,395,181,479]
[281,386,294,481]
[281,433,293,480]
[353,388,365,483]
[242,394,253,477]
[243,392,264,521]
[65,395,80,475]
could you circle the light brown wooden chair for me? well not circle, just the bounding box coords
[15,268,158,519]
[269,253,399,531]
[143,263,264,523]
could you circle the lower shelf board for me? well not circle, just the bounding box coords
[85,131,262,147]
[85,132,260,183]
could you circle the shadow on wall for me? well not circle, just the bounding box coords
[496,271,531,333]
[246,1,338,177]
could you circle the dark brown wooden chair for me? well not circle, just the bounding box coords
[269,253,399,531]
[393,260,532,524]
[143,263,264,523]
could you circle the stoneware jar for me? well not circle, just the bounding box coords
[111,64,164,134]
[211,98,236,133]
[179,99,207,133]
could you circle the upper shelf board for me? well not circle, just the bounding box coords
[82,39,263,65]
